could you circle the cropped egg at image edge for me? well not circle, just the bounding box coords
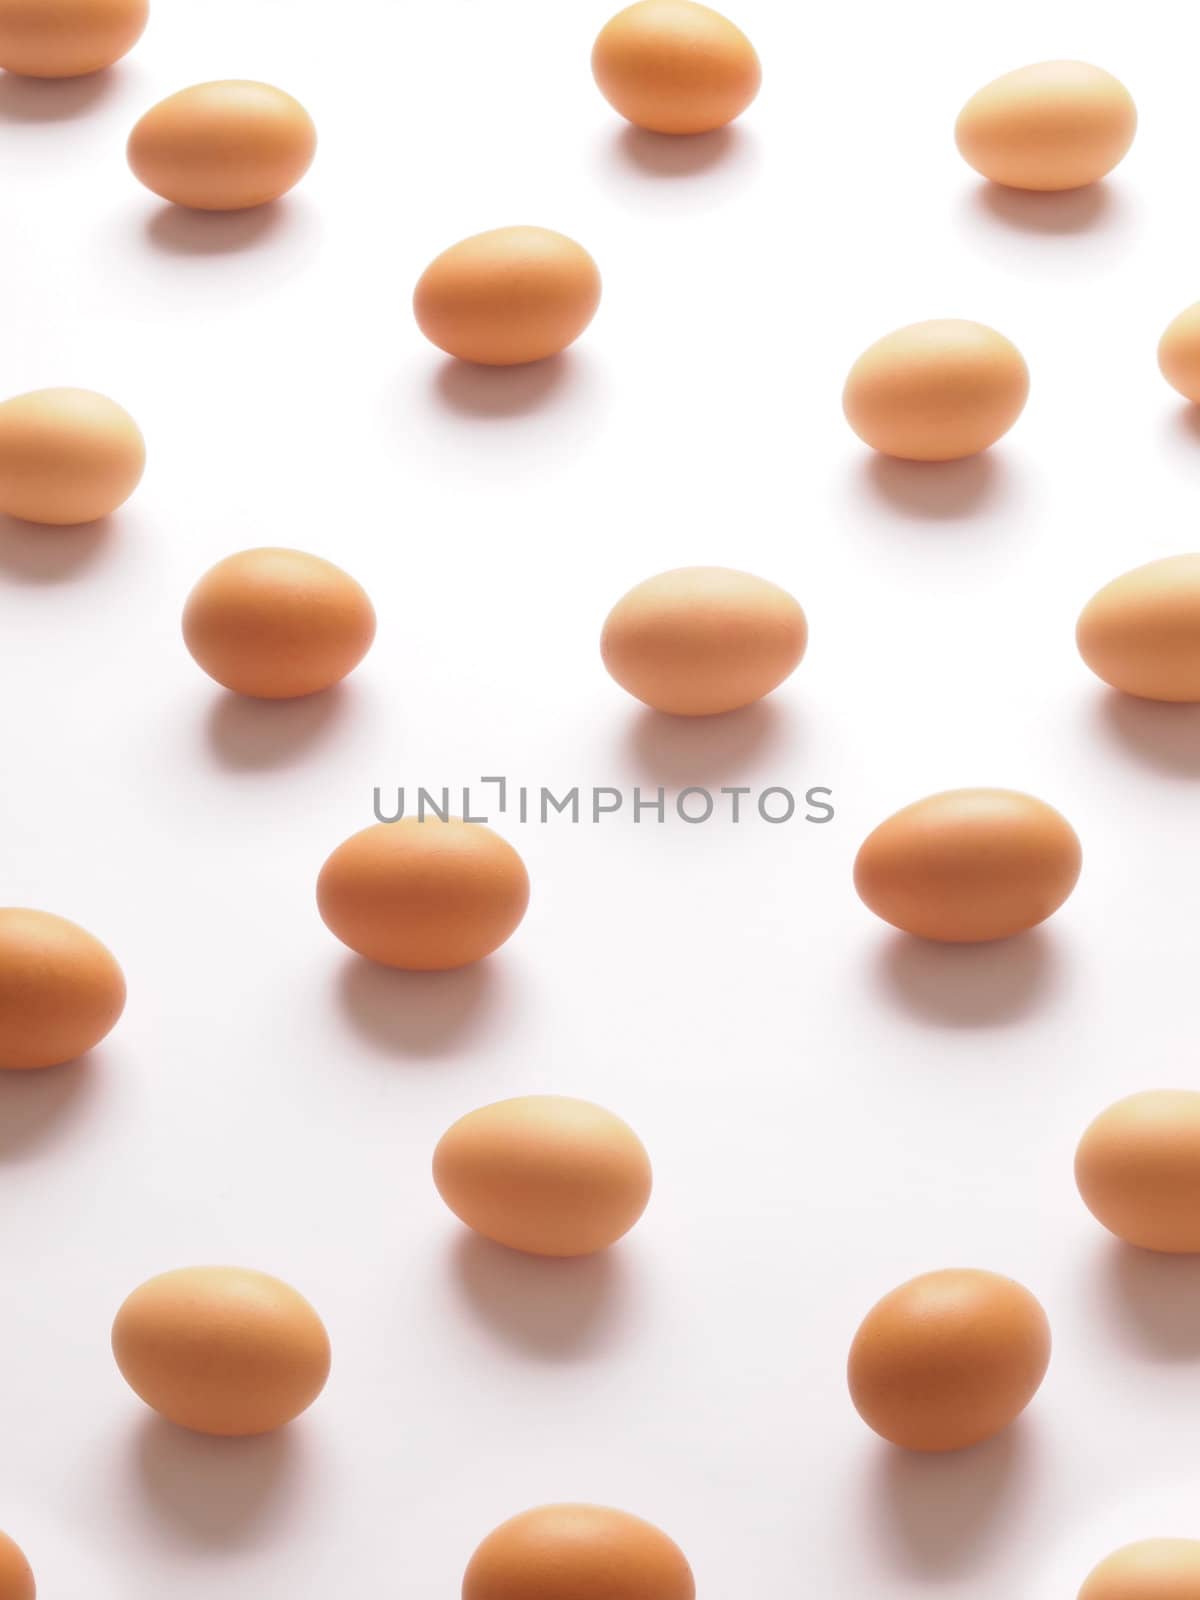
[3,0,1200,1596]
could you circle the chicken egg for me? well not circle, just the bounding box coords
[1077,555,1200,702]
[848,1268,1051,1452]
[1158,303,1200,404]
[127,81,316,210]
[413,226,601,366]
[601,565,807,715]
[591,0,761,135]
[955,61,1136,192]
[463,1504,695,1600]
[112,1266,330,1436]
[0,1532,34,1600]
[854,788,1082,943]
[0,0,146,78]
[182,547,376,699]
[0,907,125,1071]
[0,388,144,525]
[843,320,1029,461]
[1079,1540,1200,1600]
[317,817,529,971]
[1076,1090,1200,1253]
[434,1095,652,1257]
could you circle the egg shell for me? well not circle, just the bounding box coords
[413,226,601,366]
[0,0,146,78]
[182,547,376,699]
[601,565,807,716]
[848,1268,1051,1452]
[0,1532,35,1600]
[1076,1090,1200,1252]
[1077,555,1200,702]
[955,60,1136,192]
[317,818,529,971]
[853,787,1081,943]
[463,1504,695,1600]
[1079,1540,1200,1600]
[0,907,125,1071]
[0,388,144,526]
[127,81,316,210]
[591,0,760,135]
[434,1096,652,1257]
[112,1266,330,1436]
[1159,304,1200,404]
[842,320,1029,461]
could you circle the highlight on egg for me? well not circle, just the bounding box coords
[842,320,1029,462]
[1076,1090,1200,1253]
[0,907,126,1071]
[601,565,807,716]
[127,80,316,210]
[0,388,144,525]
[434,1095,653,1257]
[112,1265,331,1436]
[1077,555,1200,702]
[182,547,376,699]
[853,787,1082,943]
[0,0,147,78]
[955,60,1137,192]
[591,0,761,135]
[0,1530,35,1600]
[317,817,530,971]
[1078,1539,1200,1600]
[463,1504,696,1600]
[413,226,601,366]
[1158,303,1200,404]
[847,1268,1051,1452]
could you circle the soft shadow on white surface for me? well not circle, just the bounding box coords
[968,180,1118,236]
[596,124,759,210]
[872,928,1063,1027]
[615,124,742,178]
[1170,405,1200,448]
[0,69,121,122]
[616,697,798,789]
[432,351,579,418]
[858,454,1008,521]
[1097,1241,1200,1362]
[143,199,301,255]
[0,1058,98,1160]
[132,1416,304,1546]
[204,684,352,772]
[336,956,501,1060]
[1096,692,1200,778]
[0,513,115,582]
[450,1232,634,1359]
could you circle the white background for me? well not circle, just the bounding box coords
[2,0,1199,1594]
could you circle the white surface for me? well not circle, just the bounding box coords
[2,0,1200,1594]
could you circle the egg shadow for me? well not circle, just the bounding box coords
[335,955,502,1061]
[872,928,1063,1028]
[1096,692,1200,778]
[1170,405,1200,447]
[969,179,1118,235]
[617,697,798,790]
[204,684,351,772]
[1097,1240,1200,1362]
[0,68,121,122]
[613,123,741,178]
[431,351,577,419]
[143,199,298,256]
[0,513,115,582]
[860,453,1006,521]
[132,1415,304,1547]
[0,1056,99,1160]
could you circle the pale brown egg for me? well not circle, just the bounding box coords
[601,565,807,716]
[591,0,760,135]
[854,788,1081,943]
[0,388,144,525]
[434,1096,652,1257]
[1077,555,1200,702]
[843,320,1029,461]
[848,1268,1051,1452]
[1076,1090,1200,1253]
[1079,1540,1200,1600]
[0,1531,35,1600]
[317,818,529,971]
[1158,304,1200,404]
[112,1266,330,1436]
[0,907,125,1071]
[413,226,601,366]
[182,547,376,699]
[127,81,316,210]
[0,0,146,78]
[464,1504,695,1600]
[955,61,1136,192]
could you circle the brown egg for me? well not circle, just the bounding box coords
[591,0,760,135]
[182,547,375,699]
[0,0,146,78]
[955,61,1137,192]
[1160,303,1200,404]
[112,1266,330,1436]
[843,320,1029,461]
[1076,1090,1200,1253]
[1077,555,1200,702]
[464,1504,695,1600]
[1079,1540,1200,1600]
[413,226,601,366]
[601,565,807,716]
[848,1268,1051,1452]
[317,818,529,971]
[0,907,125,1071]
[0,1532,35,1600]
[854,788,1081,943]
[127,81,316,210]
[0,388,144,525]
[434,1096,652,1257]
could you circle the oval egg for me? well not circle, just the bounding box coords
[0,1531,35,1600]
[1159,303,1200,403]
[853,787,1082,942]
[112,1265,330,1436]
[591,0,761,135]
[1077,554,1200,702]
[848,1268,1051,1452]
[0,907,125,1071]
[464,1504,695,1600]
[434,1095,653,1257]
[1076,1090,1200,1252]
[0,388,144,526]
[317,817,530,971]
[127,80,316,210]
[601,565,807,715]
[413,226,601,366]
[0,0,146,78]
[843,320,1029,461]
[1079,1540,1200,1600]
[955,60,1137,191]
